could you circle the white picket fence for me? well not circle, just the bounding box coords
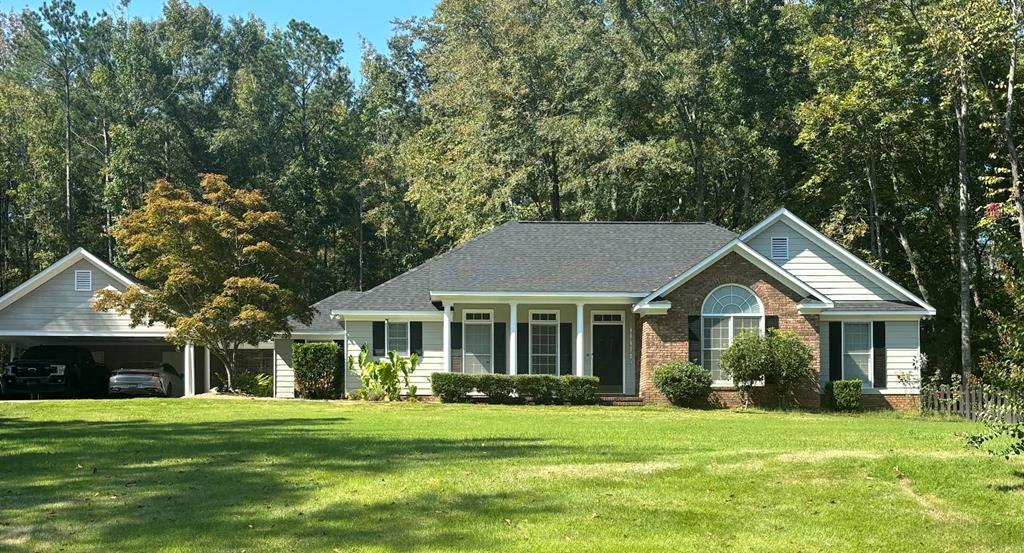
[921,382,1020,423]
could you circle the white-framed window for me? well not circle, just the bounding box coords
[701,284,764,385]
[463,310,493,373]
[770,237,790,261]
[842,322,872,387]
[74,270,92,292]
[529,310,559,374]
[386,321,409,356]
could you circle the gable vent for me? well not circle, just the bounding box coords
[770,237,789,261]
[74,270,92,292]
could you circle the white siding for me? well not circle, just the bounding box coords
[344,320,444,396]
[273,339,295,398]
[0,259,169,334]
[820,320,921,392]
[745,220,895,301]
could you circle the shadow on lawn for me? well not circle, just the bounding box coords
[0,415,570,551]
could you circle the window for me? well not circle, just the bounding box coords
[770,237,790,261]
[463,310,492,373]
[529,311,558,374]
[701,285,763,384]
[842,322,872,387]
[387,322,409,355]
[593,313,622,322]
[74,270,92,292]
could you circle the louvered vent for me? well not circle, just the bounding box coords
[74,270,92,292]
[770,237,789,261]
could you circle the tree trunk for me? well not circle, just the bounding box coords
[889,162,931,304]
[357,194,364,292]
[102,118,113,260]
[63,74,72,252]
[866,155,882,257]
[1003,15,1024,252]
[691,137,706,222]
[546,151,562,221]
[955,55,973,376]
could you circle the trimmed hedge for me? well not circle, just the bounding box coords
[429,373,599,405]
[653,361,712,407]
[293,342,343,399]
[826,379,863,411]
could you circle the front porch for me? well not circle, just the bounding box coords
[433,295,643,395]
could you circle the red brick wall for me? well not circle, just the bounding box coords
[638,252,822,409]
[861,393,920,411]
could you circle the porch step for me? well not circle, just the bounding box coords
[597,394,645,407]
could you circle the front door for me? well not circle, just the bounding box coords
[592,318,624,393]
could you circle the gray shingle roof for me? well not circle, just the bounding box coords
[830,300,926,312]
[326,221,737,313]
[292,290,363,332]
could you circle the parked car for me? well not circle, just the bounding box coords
[108,363,183,397]
[1,345,108,397]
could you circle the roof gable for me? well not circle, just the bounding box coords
[738,209,935,314]
[0,248,137,313]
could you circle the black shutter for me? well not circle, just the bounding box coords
[333,339,346,396]
[873,321,887,387]
[410,322,423,356]
[450,322,462,349]
[829,322,842,381]
[688,315,701,365]
[559,322,572,375]
[493,322,506,373]
[372,321,385,356]
[765,316,780,331]
[517,323,529,373]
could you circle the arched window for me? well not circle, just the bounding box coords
[701,285,764,383]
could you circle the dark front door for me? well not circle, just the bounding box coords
[592,323,624,392]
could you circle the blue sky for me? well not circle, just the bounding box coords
[10,0,437,78]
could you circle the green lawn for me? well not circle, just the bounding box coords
[0,400,1021,552]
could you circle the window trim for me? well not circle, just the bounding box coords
[385,321,410,356]
[841,321,873,388]
[770,236,790,261]
[700,284,765,387]
[590,309,627,388]
[528,309,559,375]
[462,309,494,374]
[74,270,92,292]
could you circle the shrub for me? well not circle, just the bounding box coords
[431,372,477,403]
[349,347,420,401]
[762,329,814,409]
[826,380,863,411]
[293,342,342,399]
[476,374,515,403]
[720,331,766,407]
[653,361,712,406]
[234,371,272,397]
[560,376,599,405]
[515,374,561,404]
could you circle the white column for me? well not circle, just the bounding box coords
[508,302,518,375]
[442,302,452,371]
[183,342,195,396]
[575,302,585,376]
[203,347,211,393]
[9,344,15,362]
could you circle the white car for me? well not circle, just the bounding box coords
[108,363,184,397]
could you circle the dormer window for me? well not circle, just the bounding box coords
[770,237,789,261]
[74,270,92,292]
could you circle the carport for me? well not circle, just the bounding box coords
[0,248,209,395]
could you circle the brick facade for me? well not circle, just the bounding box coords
[860,393,920,411]
[638,252,822,409]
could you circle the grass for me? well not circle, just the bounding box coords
[0,399,1021,552]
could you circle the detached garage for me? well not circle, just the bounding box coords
[0,248,212,395]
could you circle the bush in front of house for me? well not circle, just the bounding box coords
[476,374,516,403]
[514,374,561,404]
[293,342,343,399]
[653,361,712,407]
[429,373,599,404]
[233,370,273,397]
[720,331,766,407]
[430,372,477,403]
[826,380,864,411]
[560,375,599,405]
[761,329,814,408]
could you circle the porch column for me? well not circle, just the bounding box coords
[203,347,211,393]
[508,302,518,375]
[575,302,584,376]
[442,302,452,371]
[183,342,195,396]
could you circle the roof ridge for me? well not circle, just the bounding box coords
[516,220,721,225]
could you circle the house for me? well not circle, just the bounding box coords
[0,208,933,409]
[0,248,342,397]
[280,208,933,409]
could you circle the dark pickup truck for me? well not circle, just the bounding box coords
[1,345,108,397]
